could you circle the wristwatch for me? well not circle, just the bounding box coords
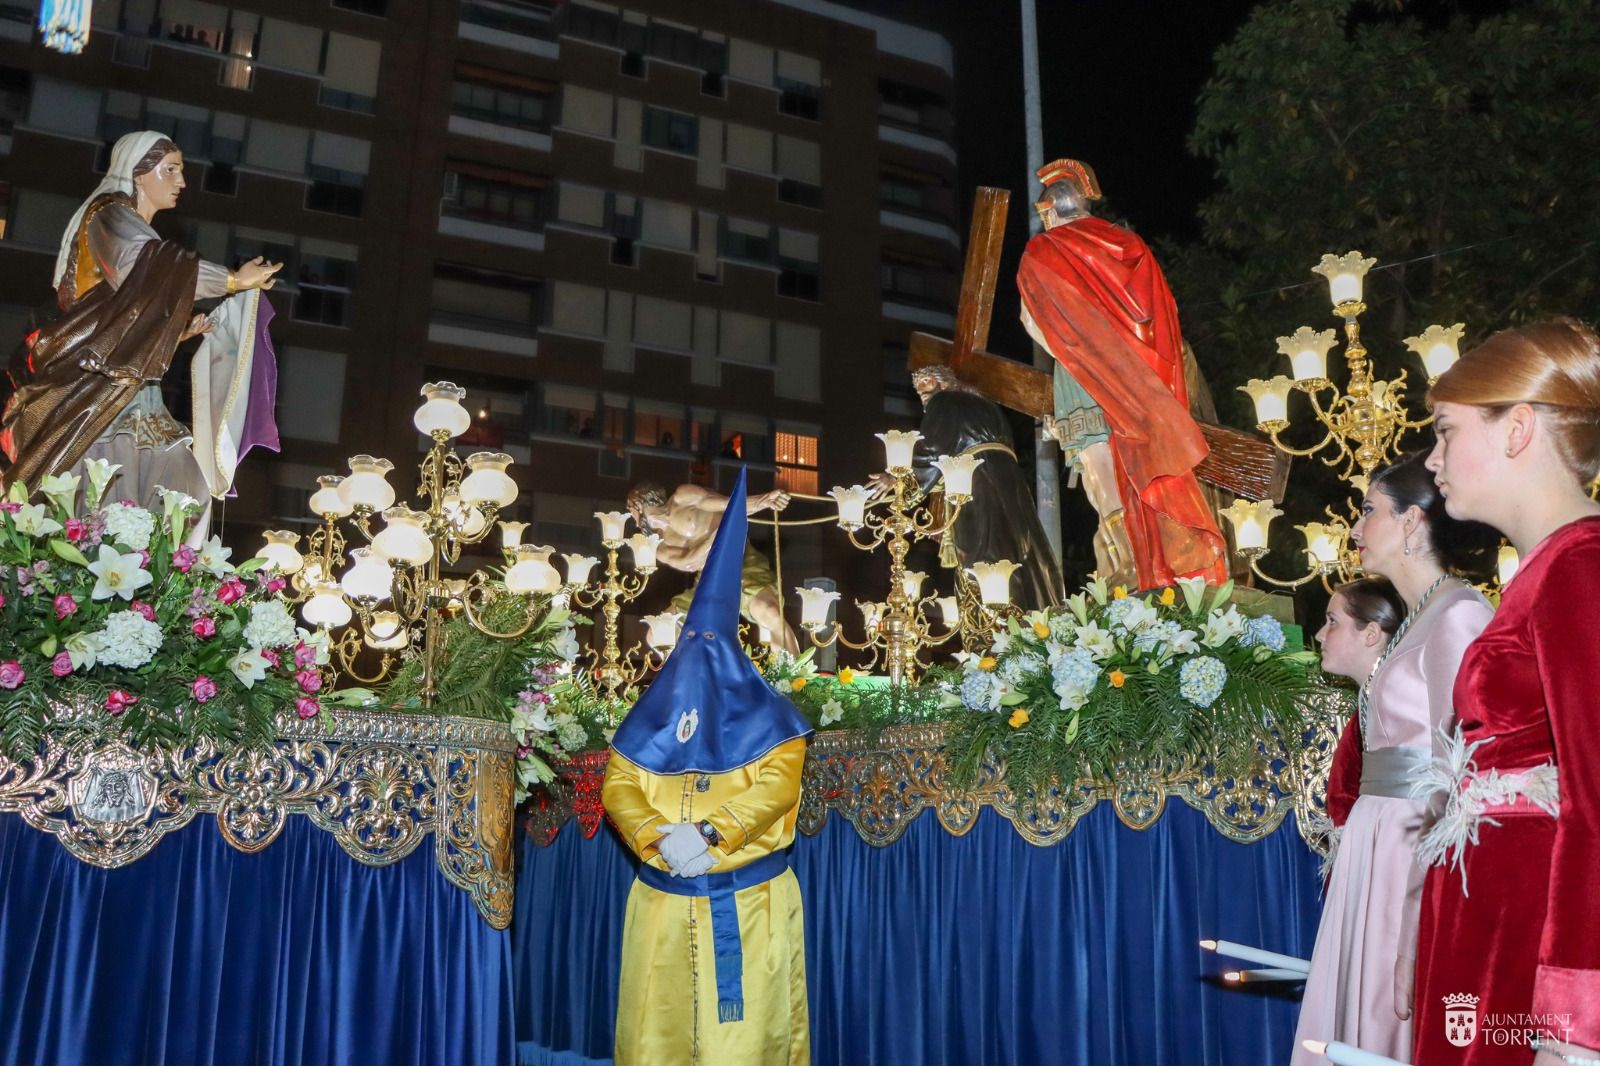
[696,819,722,847]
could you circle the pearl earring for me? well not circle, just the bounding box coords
[1403,531,1412,556]
[1505,447,1514,457]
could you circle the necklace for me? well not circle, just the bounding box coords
[1358,573,1453,748]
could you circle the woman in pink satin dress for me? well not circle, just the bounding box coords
[1291,452,1496,1065]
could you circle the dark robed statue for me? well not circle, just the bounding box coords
[896,365,1064,612]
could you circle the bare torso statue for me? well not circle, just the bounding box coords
[627,481,799,653]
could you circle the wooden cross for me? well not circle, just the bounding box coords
[906,187,1288,502]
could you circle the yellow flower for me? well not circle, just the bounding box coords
[1159,588,1176,606]
[1008,707,1031,729]
[791,677,808,692]
[1109,669,1126,688]
[1032,621,1050,639]
[1113,585,1128,600]
[978,655,998,672]
[838,667,855,685]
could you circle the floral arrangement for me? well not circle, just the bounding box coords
[941,577,1319,793]
[757,647,952,734]
[510,671,632,802]
[0,462,336,760]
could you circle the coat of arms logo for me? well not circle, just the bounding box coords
[67,744,156,825]
[1443,993,1480,1048]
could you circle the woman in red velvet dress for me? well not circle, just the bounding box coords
[1414,319,1600,1066]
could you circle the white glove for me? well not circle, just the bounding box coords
[656,822,709,872]
[675,851,717,879]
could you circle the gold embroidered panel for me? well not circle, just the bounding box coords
[0,703,518,929]
[524,690,1351,853]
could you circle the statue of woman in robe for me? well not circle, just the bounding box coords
[1,130,282,518]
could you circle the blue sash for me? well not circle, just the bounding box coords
[636,850,789,1023]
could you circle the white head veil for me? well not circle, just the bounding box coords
[52,130,174,288]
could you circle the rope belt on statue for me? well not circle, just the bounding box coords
[635,850,790,1023]
[963,442,1017,461]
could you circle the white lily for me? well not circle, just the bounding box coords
[819,699,844,726]
[83,458,122,510]
[1119,598,1161,632]
[85,545,152,601]
[11,502,63,538]
[37,472,81,515]
[1073,621,1118,662]
[196,535,234,578]
[155,485,201,537]
[1200,605,1248,648]
[1175,575,1210,616]
[229,648,270,688]
[64,631,102,671]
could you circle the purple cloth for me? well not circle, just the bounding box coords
[230,295,279,497]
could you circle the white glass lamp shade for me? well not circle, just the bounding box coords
[1238,377,1295,428]
[562,553,599,586]
[642,610,684,650]
[876,430,923,472]
[970,560,1020,607]
[1297,521,1342,566]
[459,452,518,508]
[1219,499,1283,552]
[935,595,960,627]
[1497,544,1521,586]
[340,547,395,604]
[594,510,631,544]
[504,545,560,596]
[257,530,304,575]
[371,506,434,567]
[365,610,410,650]
[829,485,872,530]
[456,505,488,538]
[795,587,840,629]
[414,381,471,439]
[626,532,661,571]
[309,475,353,519]
[1404,323,1466,380]
[857,599,885,630]
[1276,327,1337,384]
[300,558,328,585]
[338,455,396,513]
[933,454,983,499]
[900,569,927,602]
[498,520,529,550]
[302,581,353,629]
[1312,251,1378,308]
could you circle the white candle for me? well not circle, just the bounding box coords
[1223,967,1309,983]
[1198,939,1310,974]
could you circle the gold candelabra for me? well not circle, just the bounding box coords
[796,431,992,685]
[567,511,663,699]
[254,382,553,705]
[1229,251,1467,590]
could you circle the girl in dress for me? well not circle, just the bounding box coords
[1292,453,1496,1065]
[1415,319,1600,1066]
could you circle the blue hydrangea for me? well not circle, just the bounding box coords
[1104,597,1138,629]
[960,671,1003,712]
[1239,615,1286,652]
[1133,620,1182,654]
[1050,646,1100,690]
[999,652,1045,687]
[1179,656,1228,708]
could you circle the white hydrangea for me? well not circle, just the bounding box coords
[242,600,298,648]
[98,610,164,669]
[102,502,157,551]
[552,711,587,750]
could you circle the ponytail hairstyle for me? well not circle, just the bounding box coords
[1331,577,1404,638]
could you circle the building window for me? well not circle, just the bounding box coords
[774,431,818,495]
[293,247,357,328]
[879,78,951,136]
[333,0,387,15]
[451,74,553,132]
[431,261,543,335]
[306,166,365,216]
[461,0,556,41]
[778,265,819,301]
[882,253,955,307]
[777,82,820,122]
[633,401,684,449]
[883,343,917,416]
[559,3,620,46]
[642,107,698,155]
[719,219,772,264]
[0,66,29,145]
[777,179,821,209]
[442,166,550,231]
[535,383,597,440]
[646,21,698,66]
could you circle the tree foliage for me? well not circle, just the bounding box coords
[1167,0,1600,432]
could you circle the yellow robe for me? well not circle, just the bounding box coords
[602,738,810,1066]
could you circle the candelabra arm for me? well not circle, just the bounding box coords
[1247,553,1334,590]
[458,576,544,640]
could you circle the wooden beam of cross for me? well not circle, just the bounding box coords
[906,187,1289,503]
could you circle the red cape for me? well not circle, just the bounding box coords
[1018,217,1226,587]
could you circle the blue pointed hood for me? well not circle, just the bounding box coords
[610,469,813,775]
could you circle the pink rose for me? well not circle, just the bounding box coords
[130,600,156,622]
[293,642,318,669]
[64,518,85,543]
[53,594,78,620]
[216,578,247,605]
[105,689,138,715]
[0,501,18,514]
[260,648,282,668]
[516,745,532,759]
[171,545,197,573]
[191,616,216,639]
[191,675,218,703]
[118,498,136,508]
[137,550,150,569]
[296,669,323,694]
[294,696,321,720]
[51,652,73,677]
[0,661,24,689]
[265,577,286,595]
